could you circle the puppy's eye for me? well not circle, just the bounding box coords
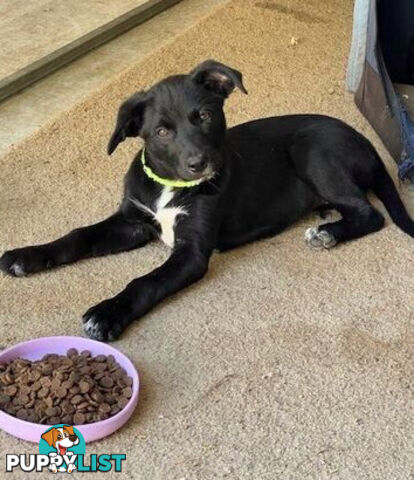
[156,127,171,138]
[199,110,211,121]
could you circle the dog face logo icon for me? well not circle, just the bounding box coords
[39,424,85,474]
[41,425,79,455]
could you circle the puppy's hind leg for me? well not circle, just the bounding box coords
[305,199,384,249]
[288,142,385,249]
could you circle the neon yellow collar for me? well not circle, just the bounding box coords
[141,148,204,188]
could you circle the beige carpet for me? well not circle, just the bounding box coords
[1,0,413,478]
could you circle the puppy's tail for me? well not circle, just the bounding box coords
[372,162,414,237]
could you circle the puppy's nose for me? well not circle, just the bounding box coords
[69,435,77,442]
[187,155,208,173]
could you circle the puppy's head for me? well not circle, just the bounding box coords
[41,426,79,455]
[108,60,247,182]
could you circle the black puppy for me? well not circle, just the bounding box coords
[2,60,414,342]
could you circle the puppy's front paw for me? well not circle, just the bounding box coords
[0,247,53,277]
[82,297,133,342]
[304,227,337,250]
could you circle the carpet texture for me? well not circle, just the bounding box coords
[1,0,413,478]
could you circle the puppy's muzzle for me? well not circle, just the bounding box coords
[186,154,209,174]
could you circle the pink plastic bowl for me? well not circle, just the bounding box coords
[0,336,139,443]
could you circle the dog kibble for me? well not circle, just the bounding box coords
[51,378,61,390]
[94,355,107,363]
[32,381,42,392]
[56,386,68,398]
[73,412,85,425]
[4,385,17,396]
[71,394,83,405]
[0,350,133,425]
[16,408,28,420]
[77,401,90,411]
[79,380,90,394]
[40,377,51,387]
[91,390,104,403]
[67,348,78,357]
[100,377,114,388]
[38,387,49,398]
[99,402,111,414]
[69,386,80,395]
[48,416,61,425]
[20,385,31,396]
[123,387,133,398]
[117,397,129,409]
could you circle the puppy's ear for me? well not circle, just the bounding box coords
[191,60,247,97]
[108,92,146,155]
[41,429,57,447]
[64,426,75,436]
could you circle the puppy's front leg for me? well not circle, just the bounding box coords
[0,211,154,277]
[83,242,210,341]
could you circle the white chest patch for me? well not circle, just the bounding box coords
[130,187,187,248]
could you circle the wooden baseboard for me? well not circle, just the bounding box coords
[0,0,181,103]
